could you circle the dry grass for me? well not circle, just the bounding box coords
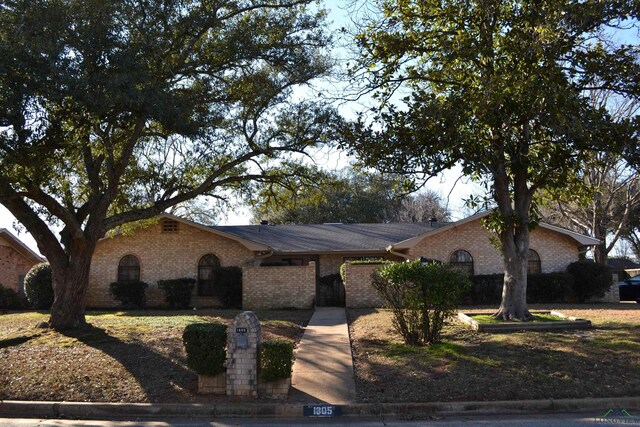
[0,309,312,403]
[348,303,640,403]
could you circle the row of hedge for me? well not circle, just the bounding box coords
[109,267,242,309]
[182,322,293,382]
[464,261,613,305]
[12,262,243,311]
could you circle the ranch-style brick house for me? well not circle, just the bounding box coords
[0,228,45,296]
[86,211,601,309]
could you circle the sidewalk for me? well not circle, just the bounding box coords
[289,307,356,404]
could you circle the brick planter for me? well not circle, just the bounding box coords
[258,377,291,399]
[197,373,226,394]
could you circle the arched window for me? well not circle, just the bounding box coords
[528,249,541,274]
[198,254,221,296]
[449,250,474,276]
[118,255,140,283]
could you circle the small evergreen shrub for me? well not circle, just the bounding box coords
[465,274,503,305]
[464,273,574,304]
[182,322,227,376]
[373,260,471,345]
[24,262,54,309]
[0,284,24,309]
[216,267,242,309]
[259,340,294,382]
[158,278,196,309]
[109,281,149,308]
[527,273,574,303]
[567,261,613,302]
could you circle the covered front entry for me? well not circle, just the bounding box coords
[316,273,345,307]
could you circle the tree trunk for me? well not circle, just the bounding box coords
[48,250,94,330]
[593,221,608,265]
[494,246,533,321]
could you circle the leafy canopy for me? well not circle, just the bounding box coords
[248,166,451,224]
[344,0,639,207]
[0,0,336,254]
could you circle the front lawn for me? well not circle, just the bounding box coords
[348,304,640,403]
[0,309,312,403]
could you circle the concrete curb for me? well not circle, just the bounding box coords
[1,397,639,420]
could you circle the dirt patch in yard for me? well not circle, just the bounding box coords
[348,304,640,403]
[0,309,311,403]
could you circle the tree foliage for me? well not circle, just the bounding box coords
[344,0,639,319]
[249,166,450,224]
[0,0,336,329]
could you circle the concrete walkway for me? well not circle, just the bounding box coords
[289,307,356,404]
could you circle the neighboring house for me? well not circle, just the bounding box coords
[0,228,45,295]
[87,211,600,309]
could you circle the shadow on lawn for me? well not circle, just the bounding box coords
[354,328,640,403]
[62,325,195,402]
[0,333,40,349]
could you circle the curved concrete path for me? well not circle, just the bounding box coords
[289,307,356,404]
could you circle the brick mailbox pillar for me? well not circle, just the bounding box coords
[226,311,262,397]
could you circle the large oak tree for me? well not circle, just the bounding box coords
[0,0,337,329]
[343,0,639,319]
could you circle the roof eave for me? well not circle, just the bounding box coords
[0,229,46,263]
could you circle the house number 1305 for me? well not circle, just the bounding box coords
[303,405,340,417]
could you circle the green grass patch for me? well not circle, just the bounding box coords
[382,340,500,367]
[471,313,564,324]
[588,337,640,352]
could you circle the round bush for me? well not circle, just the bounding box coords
[259,340,294,382]
[183,323,227,375]
[24,263,54,309]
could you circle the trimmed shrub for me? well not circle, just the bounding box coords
[567,261,613,302]
[527,273,574,303]
[24,262,54,309]
[182,322,227,375]
[373,260,471,345]
[158,278,196,309]
[215,267,242,309]
[464,273,574,305]
[465,274,503,305]
[259,340,294,382]
[109,281,149,308]
[0,284,24,309]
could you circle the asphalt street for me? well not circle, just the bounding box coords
[2,412,639,427]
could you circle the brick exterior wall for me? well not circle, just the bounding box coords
[318,253,402,277]
[0,238,39,293]
[242,262,316,309]
[343,262,385,308]
[319,254,346,277]
[88,221,256,308]
[407,220,579,275]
